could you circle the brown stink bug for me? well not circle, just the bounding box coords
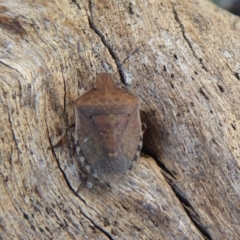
[74,73,143,183]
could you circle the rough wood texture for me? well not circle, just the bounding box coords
[0,0,239,239]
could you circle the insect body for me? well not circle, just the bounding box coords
[74,73,142,183]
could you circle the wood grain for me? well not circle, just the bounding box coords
[0,0,239,239]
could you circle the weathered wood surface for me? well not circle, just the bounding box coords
[0,0,240,239]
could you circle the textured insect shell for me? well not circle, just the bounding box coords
[74,73,141,182]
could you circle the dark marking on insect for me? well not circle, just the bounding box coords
[74,73,143,183]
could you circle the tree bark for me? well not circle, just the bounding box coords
[0,0,239,239]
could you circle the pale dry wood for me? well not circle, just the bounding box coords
[0,0,239,239]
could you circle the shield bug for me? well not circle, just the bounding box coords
[74,73,143,183]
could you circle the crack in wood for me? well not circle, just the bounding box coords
[171,2,208,72]
[46,119,86,205]
[60,66,67,114]
[145,150,212,239]
[142,149,176,180]
[199,88,209,101]
[7,111,20,165]
[88,0,128,85]
[71,0,81,10]
[0,60,23,98]
[171,183,213,240]
[80,208,115,240]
